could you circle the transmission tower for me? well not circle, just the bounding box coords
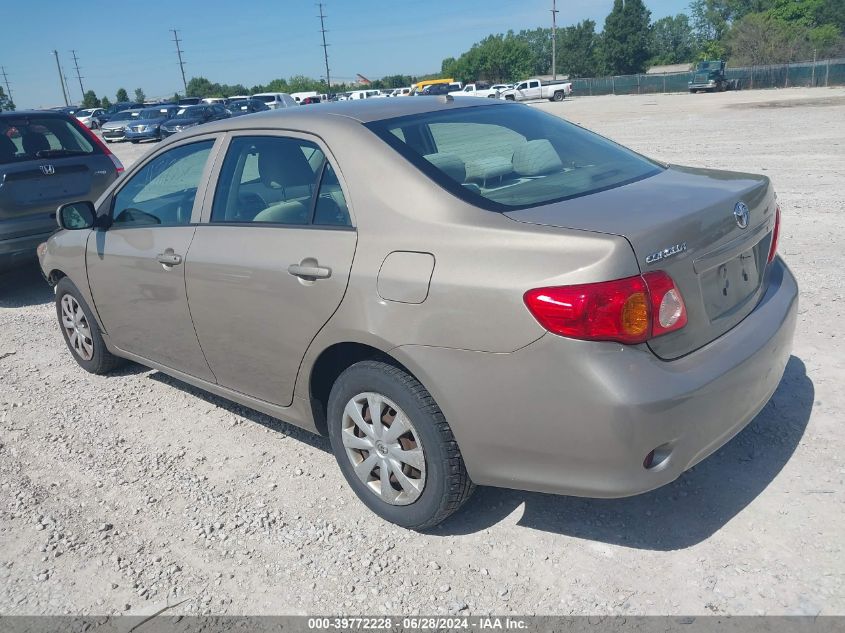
[0,66,12,105]
[171,29,188,94]
[317,3,331,87]
[71,50,85,100]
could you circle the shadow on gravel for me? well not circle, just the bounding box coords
[436,355,813,549]
[148,371,331,454]
[0,262,53,308]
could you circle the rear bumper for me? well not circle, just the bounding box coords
[392,257,798,497]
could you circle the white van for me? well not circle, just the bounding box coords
[251,93,298,109]
[201,97,228,105]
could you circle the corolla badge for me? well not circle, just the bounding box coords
[734,201,749,229]
[39,164,55,176]
[645,242,687,265]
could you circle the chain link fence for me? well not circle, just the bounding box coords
[571,57,845,96]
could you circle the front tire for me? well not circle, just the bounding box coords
[55,277,125,375]
[327,360,474,530]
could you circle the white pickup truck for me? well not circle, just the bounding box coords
[499,78,573,102]
[448,83,502,99]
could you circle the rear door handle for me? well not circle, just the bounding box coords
[287,263,331,280]
[156,251,183,266]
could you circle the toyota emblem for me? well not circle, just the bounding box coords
[734,201,749,229]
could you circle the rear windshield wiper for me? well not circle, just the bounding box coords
[35,149,92,158]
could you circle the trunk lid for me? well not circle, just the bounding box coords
[504,165,778,359]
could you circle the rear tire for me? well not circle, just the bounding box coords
[55,277,125,375]
[553,91,564,102]
[327,360,475,530]
[505,95,515,101]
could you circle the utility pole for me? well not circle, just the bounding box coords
[317,3,331,88]
[52,50,69,106]
[551,0,559,80]
[171,29,188,95]
[0,66,12,106]
[71,49,85,101]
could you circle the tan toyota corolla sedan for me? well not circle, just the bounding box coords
[39,97,797,529]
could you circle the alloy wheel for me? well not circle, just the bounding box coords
[341,392,426,505]
[60,294,94,361]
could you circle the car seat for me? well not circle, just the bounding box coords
[22,132,50,157]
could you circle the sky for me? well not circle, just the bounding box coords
[1,0,690,109]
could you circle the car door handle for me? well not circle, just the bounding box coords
[287,263,331,280]
[156,252,183,266]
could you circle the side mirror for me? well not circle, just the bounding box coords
[57,201,96,230]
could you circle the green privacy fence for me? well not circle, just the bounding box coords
[570,57,845,96]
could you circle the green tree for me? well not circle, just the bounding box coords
[649,14,697,65]
[81,90,100,108]
[186,76,215,97]
[115,88,128,102]
[100,96,111,109]
[0,86,14,111]
[726,12,810,64]
[134,88,146,103]
[557,20,602,77]
[601,0,652,74]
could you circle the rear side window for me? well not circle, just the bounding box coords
[211,135,351,227]
[366,105,662,211]
[0,116,95,164]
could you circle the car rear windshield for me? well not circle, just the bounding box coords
[251,95,275,103]
[0,116,96,164]
[366,104,663,211]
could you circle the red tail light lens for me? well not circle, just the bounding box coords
[524,271,686,344]
[767,205,780,263]
[70,117,124,174]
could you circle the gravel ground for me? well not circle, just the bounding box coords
[1,87,843,616]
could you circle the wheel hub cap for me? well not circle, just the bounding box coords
[341,392,427,506]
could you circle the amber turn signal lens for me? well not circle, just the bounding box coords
[621,292,649,337]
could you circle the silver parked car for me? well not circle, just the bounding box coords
[38,98,797,529]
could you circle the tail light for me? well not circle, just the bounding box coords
[767,205,781,263]
[524,271,687,345]
[71,117,124,174]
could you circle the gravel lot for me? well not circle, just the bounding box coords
[1,87,843,617]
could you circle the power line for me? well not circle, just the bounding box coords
[71,49,85,100]
[171,29,188,94]
[52,50,69,106]
[551,0,559,80]
[317,3,331,87]
[0,66,12,105]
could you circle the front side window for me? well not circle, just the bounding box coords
[211,136,350,227]
[111,140,214,226]
[366,105,662,211]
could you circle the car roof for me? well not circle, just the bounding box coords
[195,96,507,135]
[0,109,73,119]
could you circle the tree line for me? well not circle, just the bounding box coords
[441,0,845,82]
